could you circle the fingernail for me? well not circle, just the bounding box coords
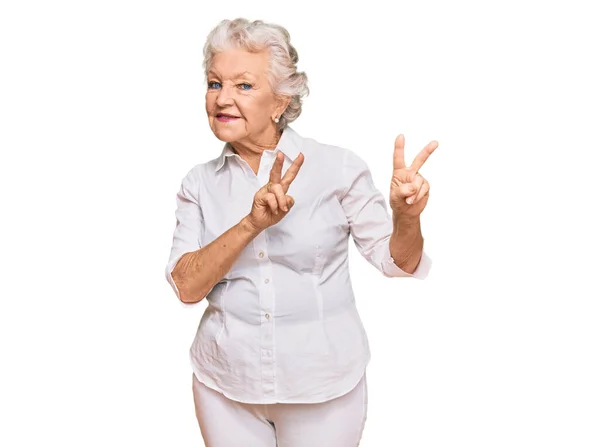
[284,206,289,212]
[406,197,413,204]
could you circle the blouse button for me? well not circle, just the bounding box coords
[265,313,270,319]
[259,252,264,258]
[264,278,270,284]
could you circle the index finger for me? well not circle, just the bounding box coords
[410,140,438,172]
[280,152,305,191]
[393,134,406,170]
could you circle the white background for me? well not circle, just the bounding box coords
[1,0,599,445]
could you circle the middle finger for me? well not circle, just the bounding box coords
[409,141,438,173]
[280,152,305,192]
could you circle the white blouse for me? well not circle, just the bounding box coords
[165,126,432,404]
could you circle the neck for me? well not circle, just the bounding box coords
[230,125,283,158]
[230,125,284,174]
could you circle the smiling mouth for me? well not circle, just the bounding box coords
[216,113,240,118]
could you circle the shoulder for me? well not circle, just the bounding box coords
[179,159,216,186]
[302,133,369,174]
[179,163,202,185]
[297,132,363,166]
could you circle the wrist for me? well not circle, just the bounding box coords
[392,211,420,226]
[240,215,263,237]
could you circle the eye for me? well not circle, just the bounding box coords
[208,81,221,89]
[238,83,253,91]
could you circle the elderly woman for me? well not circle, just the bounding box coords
[165,18,436,447]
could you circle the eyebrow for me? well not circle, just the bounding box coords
[207,70,255,80]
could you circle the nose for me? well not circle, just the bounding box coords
[216,84,234,107]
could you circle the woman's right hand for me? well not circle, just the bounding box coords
[246,151,305,232]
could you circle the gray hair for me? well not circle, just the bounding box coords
[203,18,309,130]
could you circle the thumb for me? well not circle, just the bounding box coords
[394,183,416,197]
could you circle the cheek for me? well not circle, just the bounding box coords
[205,93,214,112]
[241,95,274,123]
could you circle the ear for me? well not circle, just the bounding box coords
[276,95,292,117]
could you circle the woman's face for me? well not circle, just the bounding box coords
[205,49,287,147]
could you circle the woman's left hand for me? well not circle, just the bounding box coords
[389,134,438,217]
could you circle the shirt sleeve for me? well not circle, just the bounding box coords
[165,167,205,304]
[340,149,432,279]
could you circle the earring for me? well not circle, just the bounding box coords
[273,116,280,124]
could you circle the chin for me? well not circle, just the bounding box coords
[212,129,240,143]
[210,122,246,143]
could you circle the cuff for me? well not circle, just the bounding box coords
[165,253,201,307]
[381,244,432,280]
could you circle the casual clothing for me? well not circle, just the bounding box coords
[165,126,431,404]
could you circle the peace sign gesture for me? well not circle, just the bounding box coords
[247,151,305,232]
[389,134,438,217]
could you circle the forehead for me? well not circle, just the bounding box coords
[208,49,269,79]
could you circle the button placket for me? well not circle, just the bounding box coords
[253,232,276,398]
[251,189,280,395]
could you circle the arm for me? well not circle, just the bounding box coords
[164,167,262,305]
[386,133,438,278]
[172,217,260,304]
[166,150,302,305]
[340,148,431,279]
[389,213,424,274]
